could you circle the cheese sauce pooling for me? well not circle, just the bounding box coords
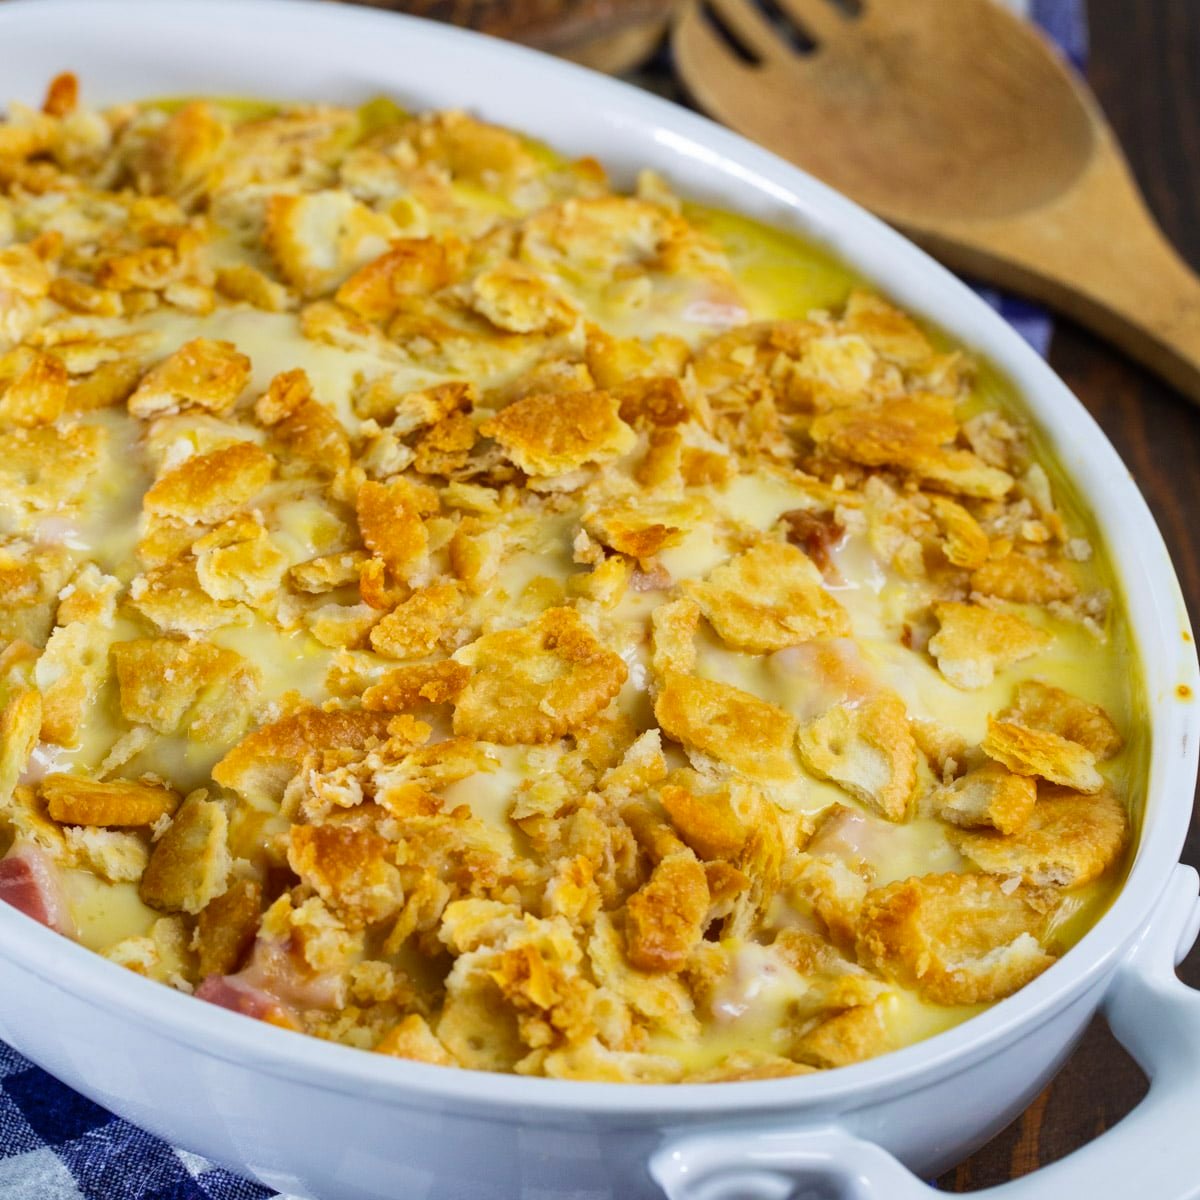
[0,87,1141,1083]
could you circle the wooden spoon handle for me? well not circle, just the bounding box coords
[911,141,1200,407]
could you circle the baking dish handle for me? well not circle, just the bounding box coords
[650,863,1200,1200]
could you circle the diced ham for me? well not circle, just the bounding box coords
[17,743,63,787]
[196,936,340,1028]
[0,840,76,938]
[806,806,891,878]
[782,509,846,581]
[35,517,84,548]
[808,807,874,863]
[196,973,299,1030]
[770,638,877,723]
[681,284,749,330]
[239,938,344,1011]
[631,565,672,592]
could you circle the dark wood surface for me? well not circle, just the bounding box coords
[936,0,1200,1188]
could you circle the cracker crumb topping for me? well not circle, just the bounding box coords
[0,79,1138,1084]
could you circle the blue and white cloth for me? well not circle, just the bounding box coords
[0,1041,270,1199]
[0,0,1087,1195]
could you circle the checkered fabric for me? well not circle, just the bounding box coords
[0,1,1087,1196]
[0,1041,272,1199]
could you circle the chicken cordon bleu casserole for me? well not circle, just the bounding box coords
[0,75,1142,1084]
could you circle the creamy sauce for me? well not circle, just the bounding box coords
[60,206,1144,1052]
[5,99,1143,1075]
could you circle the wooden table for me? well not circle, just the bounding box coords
[937,0,1200,1187]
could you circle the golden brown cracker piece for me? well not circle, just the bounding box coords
[288,551,367,595]
[951,786,1129,888]
[588,912,699,1035]
[842,291,935,366]
[452,607,627,744]
[931,762,1037,835]
[480,390,635,477]
[448,517,507,596]
[650,598,700,681]
[265,190,396,298]
[368,582,463,660]
[583,498,694,565]
[254,369,350,477]
[355,478,430,583]
[625,852,710,973]
[139,792,231,914]
[62,827,148,884]
[469,261,575,334]
[361,660,470,712]
[288,822,404,929]
[0,424,104,530]
[0,689,42,805]
[982,716,1104,794]
[195,878,263,978]
[685,541,850,653]
[972,555,1076,604]
[654,672,798,782]
[128,338,250,419]
[0,349,67,428]
[336,236,464,319]
[856,872,1055,1005]
[375,1014,455,1065]
[127,560,250,636]
[133,101,228,197]
[412,410,476,477]
[792,1002,893,1070]
[193,518,289,608]
[811,397,1013,498]
[660,783,747,862]
[1002,680,1123,760]
[796,694,917,822]
[928,601,1053,690]
[215,264,291,313]
[42,773,179,828]
[143,441,273,525]
[928,495,989,570]
[213,706,391,805]
[41,72,79,118]
[112,636,260,739]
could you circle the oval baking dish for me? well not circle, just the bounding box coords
[0,2,1197,1198]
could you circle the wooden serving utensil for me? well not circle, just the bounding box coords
[329,0,676,75]
[673,0,1200,404]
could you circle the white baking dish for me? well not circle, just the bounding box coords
[1,2,1197,1196]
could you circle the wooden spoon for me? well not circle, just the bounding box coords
[673,0,1200,404]
[329,0,675,75]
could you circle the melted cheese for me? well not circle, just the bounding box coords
[58,206,1141,1052]
[0,92,1144,1081]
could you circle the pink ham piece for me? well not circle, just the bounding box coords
[0,840,76,938]
[195,973,299,1030]
[239,937,344,1011]
[196,937,342,1028]
[631,565,672,593]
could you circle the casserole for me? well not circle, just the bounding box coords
[0,0,1197,1195]
[0,72,1144,1077]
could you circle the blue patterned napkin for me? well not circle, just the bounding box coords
[0,1,1086,1195]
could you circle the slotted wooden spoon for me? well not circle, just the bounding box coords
[673,0,1200,404]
